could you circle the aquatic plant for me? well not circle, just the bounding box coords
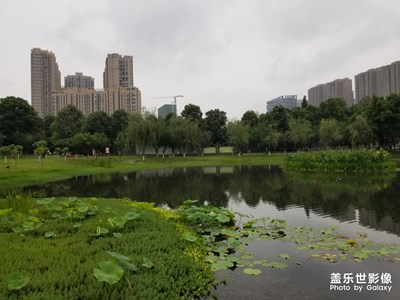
[284,149,394,172]
[177,202,400,275]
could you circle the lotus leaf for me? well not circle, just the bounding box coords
[266,261,287,269]
[108,216,127,228]
[211,259,234,271]
[243,268,262,275]
[278,253,290,260]
[44,231,56,238]
[5,272,30,290]
[185,235,198,242]
[107,251,138,271]
[94,226,109,236]
[0,208,13,216]
[93,260,124,285]
[125,211,140,220]
[36,198,54,205]
[141,257,154,269]
[216,214,231,224]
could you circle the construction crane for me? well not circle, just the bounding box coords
[152,95,183,106]
[151,95,183,115]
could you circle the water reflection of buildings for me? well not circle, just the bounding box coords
[358,207,400,236]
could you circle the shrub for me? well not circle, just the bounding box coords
[284,149,394,172]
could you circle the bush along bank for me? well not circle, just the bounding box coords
[283,149,394,172]
[0,196,215,299]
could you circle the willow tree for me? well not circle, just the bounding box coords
[126,113,154,160]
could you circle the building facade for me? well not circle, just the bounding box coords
[31,48,61,117]
[355,61,400,101]
[158,104,177,118]
[65,72,94,89]
[31,48,141,117]
[266,95,300,112]
[308,78,353,106]
[52,87,141,116]
[103,53,134,89]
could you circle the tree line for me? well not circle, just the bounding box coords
[1,94,400,157]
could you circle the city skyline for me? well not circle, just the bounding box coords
[2,0,400,119]
[31,48,141,117]
[32,46,400,118]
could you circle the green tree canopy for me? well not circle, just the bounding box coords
[241,110,259,127]
[69,133,108,154]
[51,105,84,141]
[365,95,400,148]
[0,96,44,150]
[318,119,345,148]
[148,114,163,156]
[82,111,112,142]
[318,98,349,121]
[288,118,313,149]
[348,115,373,148]
[204,109,227,154]
[0,144,23,163]
[126,113,154,159]
[264,125,281,152]
[110,109,129,142]
[227,121,249,154]
[181,104,203,123]
[268,106,289,132]
[301,96,308,108]
[33,140,49,163]
[43,115,56,143]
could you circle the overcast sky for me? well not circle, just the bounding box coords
[1,0,400,119]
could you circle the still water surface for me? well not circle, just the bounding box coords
[24,166,400,300]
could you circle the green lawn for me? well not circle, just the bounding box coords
[0,154,285,192]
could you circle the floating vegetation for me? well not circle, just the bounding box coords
[243,268,262,275]
[177,201,400,275]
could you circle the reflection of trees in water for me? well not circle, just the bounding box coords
[282,171,400,235]
[362,174,400,224]
[26,168,230,209]
[23,166,400,234]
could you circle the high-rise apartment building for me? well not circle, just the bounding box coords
[355,61,400,101]
[103,53,134,89]
[31,49,141,117]
[52,87,141,116]
[65,72,94,89]
[308,78,353,106]
[266,95,300,112]
[30,48,61,117]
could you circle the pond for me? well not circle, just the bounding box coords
[23,166,400,300]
